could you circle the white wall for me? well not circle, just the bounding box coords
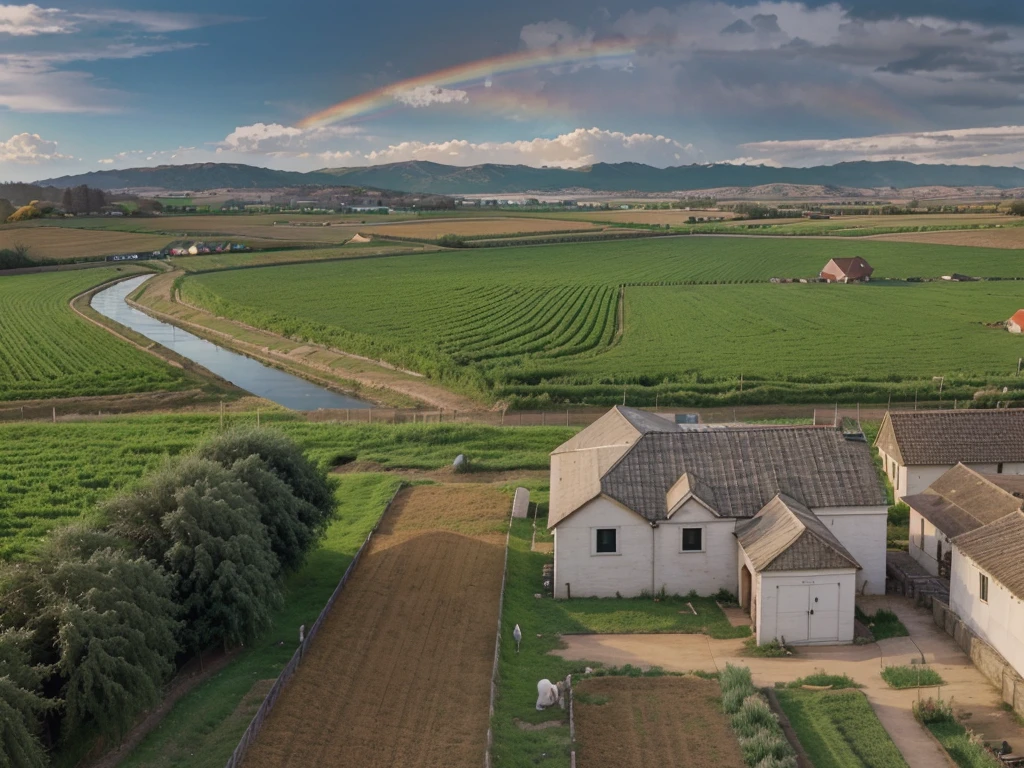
[553,497,653,599]
[887,460,1024,501]
[908,507,947,577]
[656,499,738,597]
[950,548,1024,679]
[757,570,857,646]
[812,506,888,595]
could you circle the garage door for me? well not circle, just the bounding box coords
[775,584,840,644]
[776,585,809,644]
[808,584,840,643]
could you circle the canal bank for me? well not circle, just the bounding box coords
[91,275,374,411]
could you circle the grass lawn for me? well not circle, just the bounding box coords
[116,473,401,768]
[882,665,946,689]
[776,688,909,768]
[786,672,861,689]
[490,515,749,768]
[926,721,1003,768]
[856,606,909,640]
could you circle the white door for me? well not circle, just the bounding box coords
[776,585,810,643]
[808,584,840,642]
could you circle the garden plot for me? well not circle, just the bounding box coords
[241,484,509,768]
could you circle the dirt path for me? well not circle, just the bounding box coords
[130,270,481,411]
[554,596,1024,768]
[241,485,509,768]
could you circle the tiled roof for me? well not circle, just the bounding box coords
[903,464,1022,538]
[551,405,676,456]
[824,257,873,279]
[874,410,1024,466]
[1010,310,1024,328]
[953,511,1024,601]
[601,426,886,521]
[736,494,861,572]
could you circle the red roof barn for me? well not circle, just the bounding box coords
[820,257,874,283]
[1008,309,1024,334]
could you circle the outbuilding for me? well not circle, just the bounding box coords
[875,409,1024,500]
[949,510,1024,679]
[820,257,873,283]
[902,463,1023,578]
[1008,309,1024,334]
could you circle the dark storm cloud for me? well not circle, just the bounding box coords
[750,14,781,34]
[721,19,754,34]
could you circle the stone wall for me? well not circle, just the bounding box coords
[932,598,1024,719]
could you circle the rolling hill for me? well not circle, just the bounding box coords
[36,159,1024,195]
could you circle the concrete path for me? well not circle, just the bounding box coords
[554,596,1024,768]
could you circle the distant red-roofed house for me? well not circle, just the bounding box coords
[820,257,874,283]
[1008,309,1024,334]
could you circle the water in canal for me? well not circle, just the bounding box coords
[91,275,374,411]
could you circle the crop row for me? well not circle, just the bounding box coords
[0,268,190,401]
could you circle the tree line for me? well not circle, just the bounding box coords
[0,429,336,767]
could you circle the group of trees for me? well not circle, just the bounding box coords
[0,430,335,766]
[59,186,106,216]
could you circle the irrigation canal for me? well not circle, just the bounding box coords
[91,275,374,411]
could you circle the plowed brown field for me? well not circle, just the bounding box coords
[242,485,509,768]
[574,676,746,768]
[370,217,599,238]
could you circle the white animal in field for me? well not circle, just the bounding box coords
[513,624,522,653]
[536,678,566,711]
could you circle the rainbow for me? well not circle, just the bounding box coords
[298,39,638,129]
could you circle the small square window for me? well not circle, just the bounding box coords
[980,573,989,603]
[595,528,617,554]
[682,527,703,552]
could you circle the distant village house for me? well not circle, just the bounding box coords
[1008,309,1024,334]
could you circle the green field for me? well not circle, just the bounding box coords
[0,414,572,559]
[180,237,1024,406]
[0,267,191,402]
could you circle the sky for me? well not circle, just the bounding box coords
[3,0,1024,181]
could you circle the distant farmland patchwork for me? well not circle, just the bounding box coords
[0,227,173,261]
[180,237,1024,406]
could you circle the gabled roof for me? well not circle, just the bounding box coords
[736,494,861,572]
[953,511,1024,601]
[600,426,885,522]
[666,471,720,516]
[903,463,1023,538]
[551,405,677,456]
[823,257,873,279]
[1010,309,1024,328]
[874,410,1024,466]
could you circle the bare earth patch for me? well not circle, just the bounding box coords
[370,217,600,238]
[574,676,746,768]
[871,226,1024,249]
[241,485,509,768]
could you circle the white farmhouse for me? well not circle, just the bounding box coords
[902,464,1024,578]
[950,511,1024,680]
[874,410,1024,501]
[549,407,888,646]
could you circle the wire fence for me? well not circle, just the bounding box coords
[223,483,404,768]
[483,516,513,768]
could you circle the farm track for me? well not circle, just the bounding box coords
[241,485,509,768]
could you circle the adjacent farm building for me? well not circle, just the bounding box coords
[902,463,1024,578]
[548,406,887,646]
[1008,309,1024,334]
[874,410,1024,501]
[820,257,873,283]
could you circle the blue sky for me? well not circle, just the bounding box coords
[3,0,1024,181]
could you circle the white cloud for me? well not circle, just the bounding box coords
[393,85,469,108]
[353,127,692,168]
[720,156,783,167]
[0,4,72,35]
[218,122,364,155]
[739,125,1024,167]
[71,10,242,33]
[520,19,594,50]
[0,132,71,162]
[97,157,113,164]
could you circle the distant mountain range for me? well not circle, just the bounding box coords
[36,159,1024,195]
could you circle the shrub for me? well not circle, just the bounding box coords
[788,671,861,689]
[913,697,955,724]
[740,728,794,765]
[883,664,945,689]
[744,638,791,657]
[732,695,777,738]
